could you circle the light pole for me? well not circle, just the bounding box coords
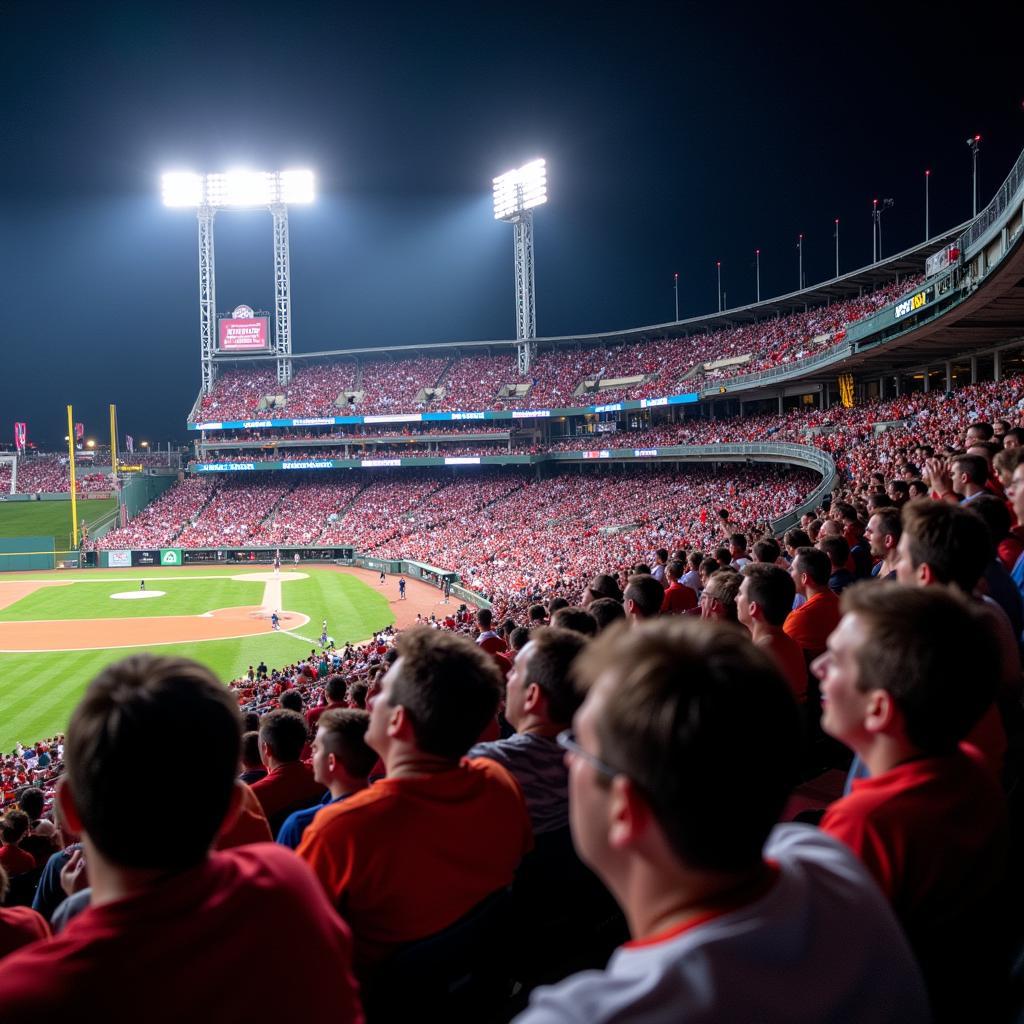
[966,135,981,216]
[716,261,722,312]
[162,169,314,392]
[925,169,931,239]
[755,249,760,302]
[877,198,893,258]
[833,219,839,277]
[674,272,679,321]
[872,198,878,263]
[797,233,803,290]
[493,159,547,373]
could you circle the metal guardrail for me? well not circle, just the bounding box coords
[958,145,1024,254]
[698,344,852,396]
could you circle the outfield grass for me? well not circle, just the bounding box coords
[0,567,394,752]
[0,498,117,547]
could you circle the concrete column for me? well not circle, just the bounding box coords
[878,376,885,400]
[923,368,930,393]
[894,375,901,397]
[970,357,978,384]
[994,350,1002,383]
[778,395,784,415]
[945,362,953,391]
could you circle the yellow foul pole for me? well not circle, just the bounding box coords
[66,406,79,549]
[109,404,119,477]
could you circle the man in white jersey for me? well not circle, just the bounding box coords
[514,617,928,1024]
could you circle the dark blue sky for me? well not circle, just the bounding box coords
[2,0,1022,446]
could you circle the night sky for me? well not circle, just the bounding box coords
[2,0,1022,447]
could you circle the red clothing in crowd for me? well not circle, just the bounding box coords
[0,845,363,1021]
[661,581,698,614]
[821,750,1006,1014]
[477,633,508,656]
[214,781,274,850]
[251,761,326,834]
[783,590,841,659]
[0,905,49,960]
[297,758,533,971]
[0,845,35,876]
[757,631,808,703]
[306,700,346,732]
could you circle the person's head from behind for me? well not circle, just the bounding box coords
[817,535,850,573]
[895,499,992,592]
[240,730,263,771]
[61,654,242,871]
[311,709,377,790]
[477,608,493,631]
[567,618,800,891]
[258,709,309,769]
[325,674,347,704]
[698,557,719,588]
[699,569,741,621]
[729,533,748,559]
[623,574,664,622]
[18,787,44,822]
[545,605,593,637]
[367,627,502,763]
[506,627,587,733]
[812,583,997,758]
[967,493,1012,545]
[665,559,686,584]
[738,564,796,632]
[508,625,531,653]
[0,810,29,847]
[528,603,547,625]
[588,597,626,633]
[752,537,781,564]
[783,527,810,555]
[279,689,303,715]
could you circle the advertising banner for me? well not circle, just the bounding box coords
[13,423,26,452]
[108,550,132,568]
[218,316,270,353]
[131,549,160,566]
[160,548,183,566]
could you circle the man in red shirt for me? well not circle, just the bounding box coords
[306,674,348,732]
[0,654,362,1020]
[784,547,840,660]
[815,585,1006,1020]
[251,709,326,835]
[737,564,808,703]
[660,560,697,614]
[297,627,532,974]
[475,608,508,655]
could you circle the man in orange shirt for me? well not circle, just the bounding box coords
[297,627,533,972]
[738,564,808,703]
[784,547,840,660]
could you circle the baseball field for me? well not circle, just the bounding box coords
[0,564,411,753]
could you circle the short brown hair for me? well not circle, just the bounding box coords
[900,499,991,592]
[840,583,997,754]
[66,655,241,870]
[573,619,800,872]
[740,564,796,626]
[390,628,503,759]
[624,573,665,618]
[521,627,587,725]
[259,709,309,763]
[550,606,598,637]
[868,506,902,544]
[317,708,378,778]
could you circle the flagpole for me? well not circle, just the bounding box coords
[66,406,79,550]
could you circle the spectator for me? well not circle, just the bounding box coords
[515,618,928,1022]
[660,560,698,614]
[550,606,598,638]
[623,574,664,624]
[306,674,348,732]
[784,547,841,660]
[816,585,1006,1020]
[819,535,855,594]
[238,731,267,786]
[277,709,376,850]
[0,864,49,959]
[0,812,35,875]
[476,608,508,655]
[297,628,532,972]
[251,710,326,835]
[588,597,626,633]
[0,654,362,1018]
[738,564,808,702]
[469,628,586,835]
[698,568,740,622]
[865,506,901,580]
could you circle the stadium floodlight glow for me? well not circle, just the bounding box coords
[160,169,316,208]
[493,159,547,221]
[161,166,315,396]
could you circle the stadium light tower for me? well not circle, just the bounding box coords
[493,159,546,373]
[161,168,315,393]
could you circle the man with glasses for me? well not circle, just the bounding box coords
[515,619,928,1023]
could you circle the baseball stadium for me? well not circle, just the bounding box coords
[3,8,1024,1020]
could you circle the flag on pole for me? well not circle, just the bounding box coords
[13,423,26,452]
[74,422,84,440]
[126,435,134,453]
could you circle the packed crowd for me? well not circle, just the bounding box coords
[3,399,1023,1018]
[189,276,921,422]
[7,456,112,496]
[96,477,215,550]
